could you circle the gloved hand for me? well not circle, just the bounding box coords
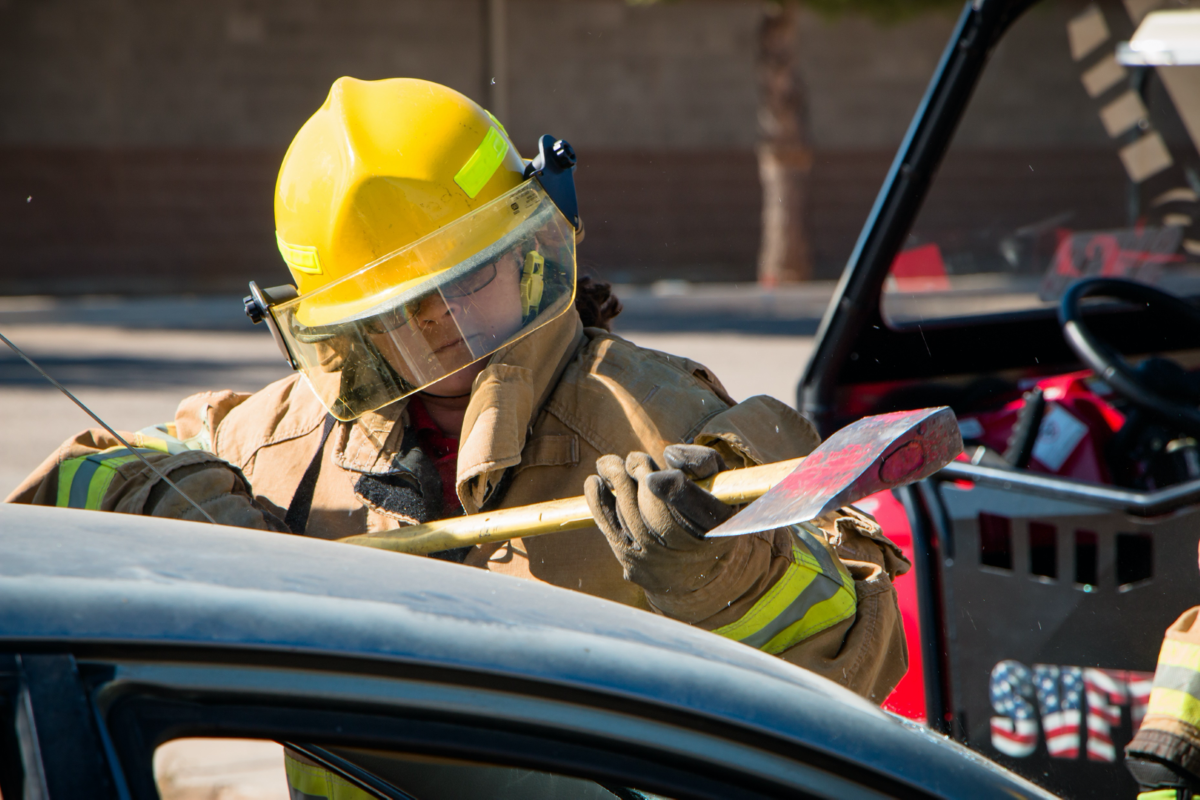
[144,459,290,532]
[584,444,748,615]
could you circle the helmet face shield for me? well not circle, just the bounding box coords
[269,181,577,421]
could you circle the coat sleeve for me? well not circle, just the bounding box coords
[1125,606,1200,786]
[5,389,253,508]
[682,396,912,703]
[6,426,136,505]
[775,509,910,703]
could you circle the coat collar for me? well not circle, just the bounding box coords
[457,310,585,513]
[330,310,586,511]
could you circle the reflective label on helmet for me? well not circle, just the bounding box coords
[276,233,323,275]
[454,126,508,199]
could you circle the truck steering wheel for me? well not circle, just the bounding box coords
[1060,277,1200,439]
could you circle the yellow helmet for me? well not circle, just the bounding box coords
[248,77,582,421]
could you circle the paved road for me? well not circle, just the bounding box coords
[0,285,829,495]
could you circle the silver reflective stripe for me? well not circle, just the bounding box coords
[739,572,843,650]
[1153,664,1200,702]
[795,523,840,579]
[66,449,136,508]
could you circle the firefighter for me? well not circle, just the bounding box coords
[1126,543,1200,800]
[8,77,909,703]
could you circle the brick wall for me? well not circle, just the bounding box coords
[0,0,1131,293]
[1,148,287,295]
[2,146,883,293]
[7,144,1131,294]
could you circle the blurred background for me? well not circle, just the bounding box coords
[0,0,967,292]
[0,0,1136,463]
[0,0,972,498]
[0,0,1138,482]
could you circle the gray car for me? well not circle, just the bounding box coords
[0,504,1056,799]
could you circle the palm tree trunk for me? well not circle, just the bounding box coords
[757,1,814,285]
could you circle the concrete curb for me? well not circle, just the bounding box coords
[0,282,839,335]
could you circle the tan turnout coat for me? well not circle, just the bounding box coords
[10,310,910,700]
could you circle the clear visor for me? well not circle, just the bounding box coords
[270,181,577,421]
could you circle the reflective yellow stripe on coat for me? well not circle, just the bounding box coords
[284,751,376,800]
[713,522,857,655]
[1146,636,1200,729]
[55,446,165,510]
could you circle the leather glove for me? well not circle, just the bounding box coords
[584,444,744,610]
[144,459,290,532]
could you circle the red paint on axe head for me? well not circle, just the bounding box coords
[706,406,962,538]
[880,441,926,484]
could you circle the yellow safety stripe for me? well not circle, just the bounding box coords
[276,233,323,275]
[713,526,857,656]
[713,545,818,640]
[55,447,164,510]
[1147,687,1200,729]
[84,456,139,509]
[454,126,508,199]
[1138,792,1197,800]
[1160,638,1200,672]
[284,752,376,800]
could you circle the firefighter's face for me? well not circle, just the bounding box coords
[373,252,525,397]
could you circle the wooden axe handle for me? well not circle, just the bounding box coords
[337,456,805,557]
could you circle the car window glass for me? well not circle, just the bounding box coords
[315,745,675,800]
[881,0,1200,325]
[153,738,675,800]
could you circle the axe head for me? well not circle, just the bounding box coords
[706,406,962,538]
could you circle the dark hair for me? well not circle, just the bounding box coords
[574,276,622,331]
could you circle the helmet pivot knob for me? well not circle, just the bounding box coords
[552,139,577,168]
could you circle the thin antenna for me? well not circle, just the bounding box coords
[0,329,218,525]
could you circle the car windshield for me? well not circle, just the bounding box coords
[881,1,1200,325]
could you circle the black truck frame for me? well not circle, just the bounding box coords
[798,1,1200,797]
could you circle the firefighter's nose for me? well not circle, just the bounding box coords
[414,293,456,325]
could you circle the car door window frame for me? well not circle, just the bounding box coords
[83,654,928,800]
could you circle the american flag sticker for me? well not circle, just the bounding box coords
[1034,664,1083,758]
[1127,671,1153,730]
[989,660,1154,761]
[1084,668,1126,762]
[990,661,1038,757]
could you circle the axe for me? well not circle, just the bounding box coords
[338,406,961,556]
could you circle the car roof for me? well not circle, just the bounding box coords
[0,504,1052,798]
